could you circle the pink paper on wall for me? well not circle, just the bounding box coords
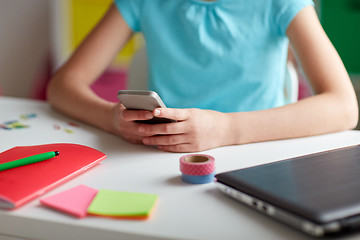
[90,69,127,102]
[40,185,98,218]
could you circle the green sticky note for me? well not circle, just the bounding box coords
[87,189,158,218]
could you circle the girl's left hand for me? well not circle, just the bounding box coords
[139,108,232,152]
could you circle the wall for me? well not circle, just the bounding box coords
[0,0,50,98]
[319,0,360,74]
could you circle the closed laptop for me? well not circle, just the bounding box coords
[215,145,360,237]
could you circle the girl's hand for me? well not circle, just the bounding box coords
[110,103,154,144]
[140,108,232,152]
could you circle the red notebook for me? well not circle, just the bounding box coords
[0,143,106,210]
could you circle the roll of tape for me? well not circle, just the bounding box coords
[181,173,216,184]
[179,154,215,184]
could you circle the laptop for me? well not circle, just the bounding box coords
[215,144,360,237]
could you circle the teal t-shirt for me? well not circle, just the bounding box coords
[115,0,314,112]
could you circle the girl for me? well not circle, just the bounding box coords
[47,0,358,152]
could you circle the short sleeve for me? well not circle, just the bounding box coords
[114,0,142,32]
[272,0,314,36]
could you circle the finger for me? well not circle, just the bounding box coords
[157,144,193,153]
[118,122,145,143]
[153,108,190,122]
[143,134,188,146]
[123,135,144,145]
[122,109,154,122]
[138,121,187,136]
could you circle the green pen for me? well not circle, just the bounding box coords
[0,151,59,172]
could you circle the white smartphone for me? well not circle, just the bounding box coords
[117,90,175,124]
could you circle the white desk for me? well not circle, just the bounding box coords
[1,96,360,240]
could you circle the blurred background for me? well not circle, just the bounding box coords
[0,0,359,124]
[0,0,144,102]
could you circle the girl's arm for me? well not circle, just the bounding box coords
[141,6,358,152]
[47,4,133,132]
[228,5,358,144]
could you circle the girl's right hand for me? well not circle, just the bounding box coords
[110,103,154,144]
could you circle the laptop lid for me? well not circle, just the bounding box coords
[215,145,360,236]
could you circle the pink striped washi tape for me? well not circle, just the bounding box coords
[180,154,215,184]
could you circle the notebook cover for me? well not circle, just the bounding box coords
[0,143,106,210]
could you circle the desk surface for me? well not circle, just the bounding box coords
[1,96,360,240]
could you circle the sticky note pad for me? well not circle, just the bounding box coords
[87,189,158,219]
[40,185,98,218]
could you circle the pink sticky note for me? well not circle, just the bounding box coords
[40,185,98,218]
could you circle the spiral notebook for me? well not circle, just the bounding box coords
[0,143,106,209]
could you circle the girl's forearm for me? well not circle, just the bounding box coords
[228,93,358,145]
[47,74,116,133]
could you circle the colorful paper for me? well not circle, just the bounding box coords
[87,189,158,219]
[40,185,98,218]
[0,143,106,209]
[0,113,36,130]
